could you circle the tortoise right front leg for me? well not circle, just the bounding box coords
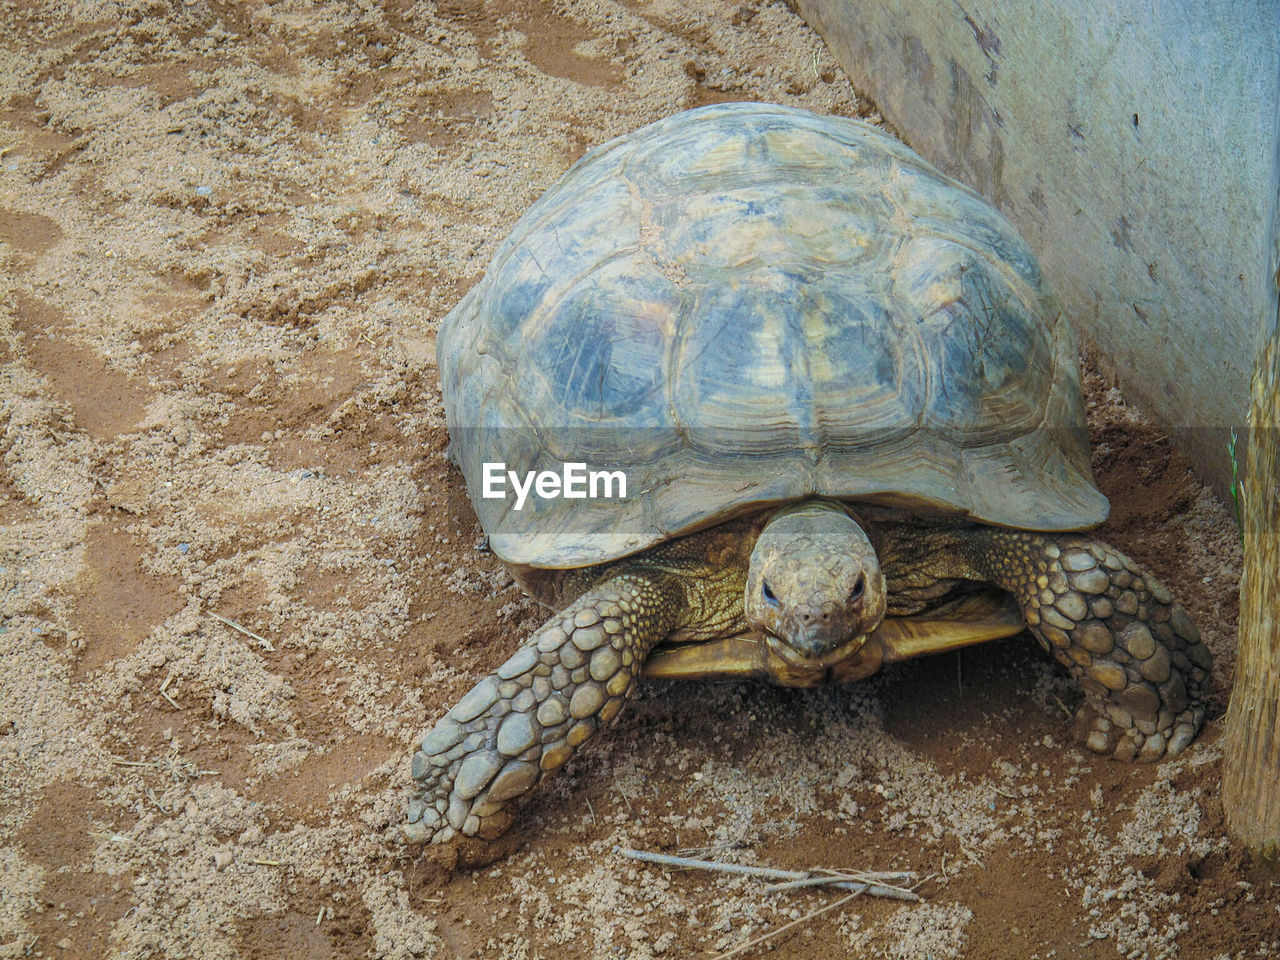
[405,572,682,844]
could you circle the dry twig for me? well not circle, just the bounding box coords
[764,871,895,893]
[614,847,920,900]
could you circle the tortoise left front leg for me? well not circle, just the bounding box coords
[962,529,1212,761]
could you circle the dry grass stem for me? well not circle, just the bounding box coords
[111,753,216,781]
[710,891,861,960]
[88,831,132,844]
[208,611,275,651]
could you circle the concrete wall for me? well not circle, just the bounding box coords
[796,0,1280,496]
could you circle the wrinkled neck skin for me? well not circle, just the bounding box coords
[745,499,887,663]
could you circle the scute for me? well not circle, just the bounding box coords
[674,271,923,455]
[889,160,1044,291]
[438,102,1108,572]
[894,236,1052,442]
[479,177,642,349]
[652,184,892,275]
[517,254,678,432]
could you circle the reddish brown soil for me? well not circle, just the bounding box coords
[1,2,1273,959]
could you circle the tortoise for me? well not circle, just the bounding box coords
[405,102,1211,845]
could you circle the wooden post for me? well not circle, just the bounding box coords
[1222,323,1280,863]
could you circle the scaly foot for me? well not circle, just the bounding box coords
[405,574,679,843]
[973,531,1211,761]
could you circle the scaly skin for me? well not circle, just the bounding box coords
[405,571,686,844]
[960,528,1211,760]
[406,507,1212,845]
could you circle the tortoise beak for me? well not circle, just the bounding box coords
[777,618,856,660]
[758,630,884,687]
[764,630,867,669]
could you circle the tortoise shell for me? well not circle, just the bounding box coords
[437,102,1108,572]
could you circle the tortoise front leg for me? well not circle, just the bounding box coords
[964,530,1212,761]
[405,572,682,844]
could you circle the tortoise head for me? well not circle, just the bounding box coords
[745,500,887,674]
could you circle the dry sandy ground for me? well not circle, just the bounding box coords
[1,1,1277,958]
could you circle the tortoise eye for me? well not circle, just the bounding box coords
[762,580,779,608]
[849,574,866,604]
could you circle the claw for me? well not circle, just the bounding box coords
[1113,732,1140,761]
[1167,721,1197,757]
[402,819,434,843]
[1137,732,1166,762]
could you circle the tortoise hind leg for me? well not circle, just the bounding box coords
[962,529,1212,761]
[405,571,683,844]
